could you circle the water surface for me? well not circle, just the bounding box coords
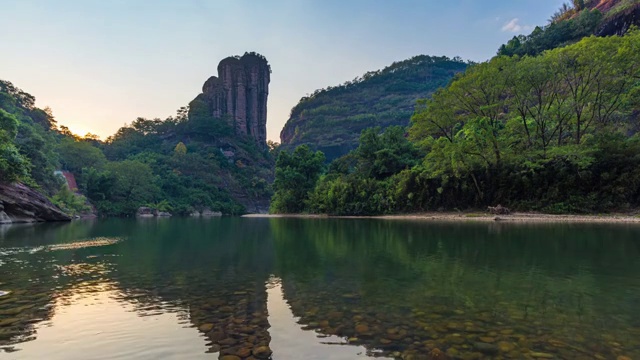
[0,218,639,359]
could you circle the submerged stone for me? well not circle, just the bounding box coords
[198,323,214,332]
[252,345,272,359]
[473,342,499,354]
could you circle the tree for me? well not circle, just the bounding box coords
[57,137,107,174]
[0,109,30,182]
[270,145,325,214]
[174,142,187,155]
[97,160,160,216]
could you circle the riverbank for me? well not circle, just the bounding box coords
[243,212,640,223]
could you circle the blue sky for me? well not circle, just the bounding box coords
[0,0,564,141]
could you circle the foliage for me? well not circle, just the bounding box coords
[0,109,30,182]
[270,145,325,214]
[279,126,423,215]
[274,30,640,216]
[1,78,273,217]
[50,185,91,216]
[280,55,468,161]
[499,9,603,57]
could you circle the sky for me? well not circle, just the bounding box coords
[0,0,565,142]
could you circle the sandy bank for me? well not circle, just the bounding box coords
[242,212,640,224]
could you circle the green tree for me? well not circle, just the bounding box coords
[270,145,325,214]
[0,109,30,182]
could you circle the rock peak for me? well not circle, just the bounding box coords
[198,52,270,146]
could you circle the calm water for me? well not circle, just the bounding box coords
[0,218,639,359]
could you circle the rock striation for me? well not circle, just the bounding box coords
[0,183,71,224]
[194,52,270,147]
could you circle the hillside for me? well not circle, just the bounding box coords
[0,52,275,217]
[279,55,468,161]
[272,19,640,216]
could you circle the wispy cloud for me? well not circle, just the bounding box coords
[501,18,532,33]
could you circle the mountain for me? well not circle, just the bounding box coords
[279,55,468,161]
[271,8,640,216]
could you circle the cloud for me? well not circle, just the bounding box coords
[501,18,531,33]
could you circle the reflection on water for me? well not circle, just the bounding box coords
[0,218,639,359]
[4,283,209,360]
[267,277,388,359]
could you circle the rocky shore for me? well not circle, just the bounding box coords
[0,183,71,224]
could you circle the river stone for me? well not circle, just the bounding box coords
[474,342,499,354]
[478,336,495,343]
[198,323,214,332]
[446,347,460,357]
[236,348,252,357]
[427,348,446,359]
[355,324,369,334]
[0,291,10,297]
[220,356,241,360]
[209,331,226,341]
[497,341,515,352]
[529,352,554,358]
[219,337,237,346]
[252,345,272,359]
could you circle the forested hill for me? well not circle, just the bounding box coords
[498,0,640,57]
[279,55,468,161]
[271,24,640,216]
[1,53,275,218]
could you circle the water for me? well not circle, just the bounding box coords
[0,218,639,359]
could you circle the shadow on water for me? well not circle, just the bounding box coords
[0,217,639,359]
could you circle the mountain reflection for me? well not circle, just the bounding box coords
[1,218,639,359]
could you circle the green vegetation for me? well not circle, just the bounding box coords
[280,55,468,161]
[0,80,273,217]
[0,81,61,190]
[50,185,91,216]
[270,145,325,214]
[498,9,603,57]
[499,0,640,57]
[275,30,640,215]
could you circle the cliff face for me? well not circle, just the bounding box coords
[197,53,270,147]
[0,183,71,224]
[597,3,640,36]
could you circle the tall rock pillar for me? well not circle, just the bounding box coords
[198,53,270,147]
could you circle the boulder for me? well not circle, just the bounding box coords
[136,207,155,217]
[487,204,511,215]
[0,183,71,224]
[201,208,222,217]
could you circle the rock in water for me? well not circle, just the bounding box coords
[201,208,223,217]
[0,183,71,224]
[136,207,154,217]
[252,345,272,359]
[0,290,10,297]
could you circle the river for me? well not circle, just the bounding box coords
[0,218,639,359]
